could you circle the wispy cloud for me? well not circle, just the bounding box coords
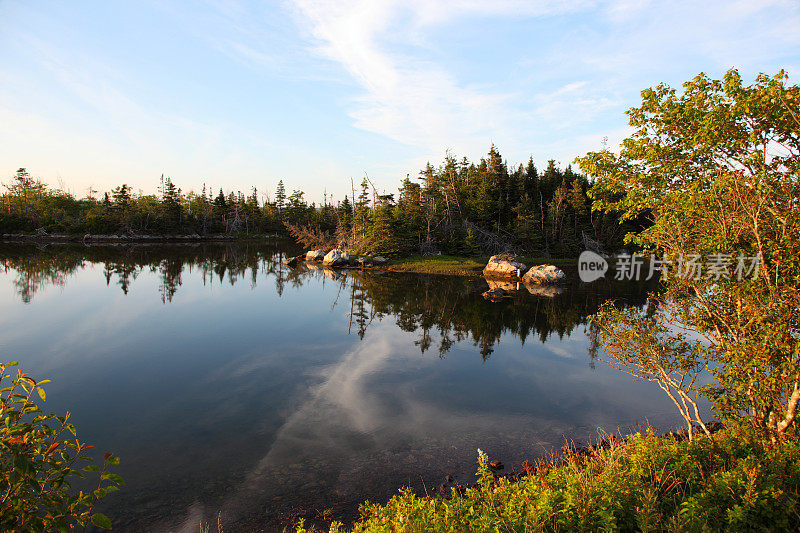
[289,0,800,167]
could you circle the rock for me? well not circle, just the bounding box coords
[522,264,567,285]
[372,256,388,265]
[482,254,527,279]
[524,284,564,298]
[35,227,48,236]
[306,249,325,262]
[356,257,372,267]
[323,248,350,267]
[282,255,301,268]
[486,279,520,292]
[482,287,511,302]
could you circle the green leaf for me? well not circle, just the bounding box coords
[37,387,46,402]
[102,472,125,485]
[91,513,112,529]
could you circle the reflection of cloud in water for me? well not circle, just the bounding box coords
[187,323,552,528]
[162,319,678,531]
[546,344,575,359]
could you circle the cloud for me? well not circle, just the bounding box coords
[289,0,800,168]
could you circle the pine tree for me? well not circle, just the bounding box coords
[275,180,286,219]
[161,177,181,227]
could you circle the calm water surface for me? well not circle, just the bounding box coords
[0,241,681,531]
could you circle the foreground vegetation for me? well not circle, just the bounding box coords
[305,426,799,532]
[0,362,122,531]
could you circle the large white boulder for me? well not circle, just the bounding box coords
[306,249,325,262]
[482,255,527,279]
[523,265,567,285]
[323,248,350,267]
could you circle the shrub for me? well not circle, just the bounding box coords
[322,427,800,532]
[0,362,123,531]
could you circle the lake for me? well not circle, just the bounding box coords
[0,241,682,531]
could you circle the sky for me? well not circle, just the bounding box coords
[1,0,799,204]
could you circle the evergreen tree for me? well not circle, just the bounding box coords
[275,180,286,218]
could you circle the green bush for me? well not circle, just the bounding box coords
[0,362,123,531]
[315,428,800,532]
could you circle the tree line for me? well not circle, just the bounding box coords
[0,171,319,236]
[291,147,644,257]
[2,147,641,257]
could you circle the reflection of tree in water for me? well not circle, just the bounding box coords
[340,271,654,360]
[157,258,183,303]
[348,280,372,340]
[103,262,140,295]
[0,247,85,303]
[1,242,652,355]
[0,242,297,304]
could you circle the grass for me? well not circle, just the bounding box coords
[298,426,800,532]
[383,255,576,277]
[384,255,486,276]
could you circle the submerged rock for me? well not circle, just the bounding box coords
[522,264,566,285]
[282,255,302,267]
[524,284,565,298]
[322,267,342,281]
[306,249,325,262]
[483,254,527,279]
[323,248,350,267]
[482,287,511,302]
[486,279,520,292]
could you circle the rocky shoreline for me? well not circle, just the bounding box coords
[284,250,570,296]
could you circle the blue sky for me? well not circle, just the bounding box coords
[1,0,798,204]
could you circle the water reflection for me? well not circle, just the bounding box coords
[0,242,652,358]
[0,242,670,532]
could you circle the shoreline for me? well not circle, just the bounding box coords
[281,421,726,532]
[0,232,285,243]
[313,254,577,278]
[1,236,578,278]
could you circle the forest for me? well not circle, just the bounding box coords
[1,146,642,257]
